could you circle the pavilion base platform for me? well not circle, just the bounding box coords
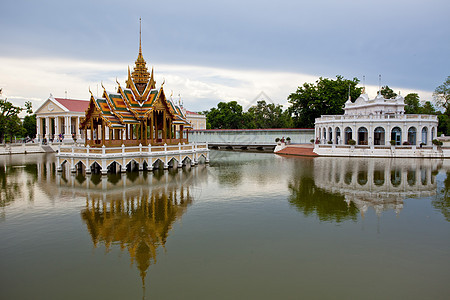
[56,143,209,175]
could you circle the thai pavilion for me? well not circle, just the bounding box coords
[80,43,192,147]
[56,40,209,174]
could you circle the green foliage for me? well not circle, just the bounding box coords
[23,115,37,138]
[433,76,450,112]
[432,139,443,146]
[288,75,362,128]
[404,93,421,114]
[421,101,437,115]
[0,98,24,143]
[437,114,449,136]
[206,101,246,129]
[380,85,397,99]
[348,139,356,145]
[404,93,437,115]
[246,100,291,129]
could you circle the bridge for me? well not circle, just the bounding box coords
[188,128,315,151]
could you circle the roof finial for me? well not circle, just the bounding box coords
[378,74,382,95]
[139,18,142,55]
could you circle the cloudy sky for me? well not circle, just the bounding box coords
[0,0,449,112]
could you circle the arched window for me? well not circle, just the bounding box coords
[373,169,385,186]
[421,127,428,145]
[408,127,417,145]
[357,127,368,145]
[391,169,401,187]
[328,127,333,143]
[391,127,402,145]
[335,127,341,144]
[344,127,352,144]
[374,127,385,145]
[357,170,368,186]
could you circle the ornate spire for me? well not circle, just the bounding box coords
[131,18,150,94]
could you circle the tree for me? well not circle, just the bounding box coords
[421,101,437,115]
[0,98,23,143]
[404,93,421,114]
[380,85,397,99]
[206,101,246,129]
[247,100,291,129]
[23,115,37,139]
[288,75,362,128]
[434,76,450,113]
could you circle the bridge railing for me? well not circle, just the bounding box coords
[58,143,209,156]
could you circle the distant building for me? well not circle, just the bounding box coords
[315,91,438,147]
[185,110,207,129]
[35,95,89,142]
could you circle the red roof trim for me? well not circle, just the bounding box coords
[54,98,90,112]
[191,128,314,132]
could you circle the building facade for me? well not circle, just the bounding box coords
[35,95,89,142]
[315,92,438,147]
[185,110,207,130]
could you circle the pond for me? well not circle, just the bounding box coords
[0,151,449,299]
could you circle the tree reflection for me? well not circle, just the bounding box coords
[81,186,192,286]
[288,159,359,223]
[432,171,450,222]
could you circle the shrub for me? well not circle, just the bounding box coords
[275,138,280,143]
[310,139,314,143]
[327,140,332,144]
[432,139,443,146]
[402,141,411,145]
[348,139,356,145]
[390,140,396,146]
[286,137,291,141]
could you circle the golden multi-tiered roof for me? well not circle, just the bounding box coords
[80,29,192,147]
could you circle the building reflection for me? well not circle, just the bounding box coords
[81,184,192,286]
[313,158,441,216]
[54,165,207,291]
[288,159,360,223]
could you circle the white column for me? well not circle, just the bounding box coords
[45,117,50,140]
[76,117,81,140]
[55,116,60,141]
[36,116,41,142]
[64,116,73,142]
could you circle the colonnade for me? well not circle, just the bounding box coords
[315,124,437,146]
[36,115,83,143]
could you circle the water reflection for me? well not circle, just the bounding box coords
[432,170,450,222]
[288,159,359,223]
[55,165,207,291]
[313,158,441,216]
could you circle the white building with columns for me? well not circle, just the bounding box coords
[35,94,89,143]
[314,91,444,157]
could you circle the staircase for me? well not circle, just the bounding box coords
[41,145,55,153]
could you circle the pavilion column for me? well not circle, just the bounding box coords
[179,125,183,143]
[101,120,105,146]
[163,111,167,144]
[144,120,148,145]
[84,126,88,146]
[149,115,154,145]
[90,118,94,145]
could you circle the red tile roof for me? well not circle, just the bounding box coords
[55,98,90,112]
[185,110,200,115]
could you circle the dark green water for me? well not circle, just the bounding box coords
[0,151,449,299]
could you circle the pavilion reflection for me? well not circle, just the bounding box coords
[54,165,207,290]
[313,158,441,216]
[81,184,193,286]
